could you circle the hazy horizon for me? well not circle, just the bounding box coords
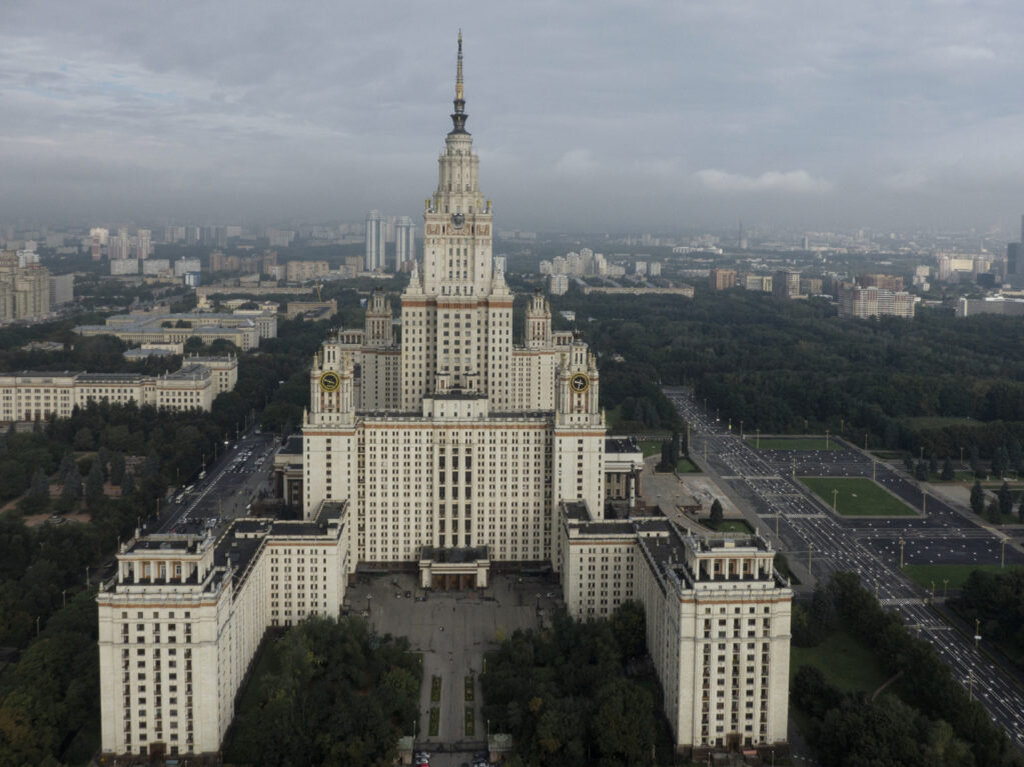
[3,1,1023,235]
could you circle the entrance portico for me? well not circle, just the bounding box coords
[419,546,490,590]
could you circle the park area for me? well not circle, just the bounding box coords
[799,476,917,516]
[902,563,1024,591]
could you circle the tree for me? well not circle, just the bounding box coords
[998,482,1013,519]
[970,480,985,516]
[709,498,724,529]
[19,468,51,515]
[109,452,126,486]
[0,460,27,501]
[85,459,105,506]
[940,457,955,481]
[986,499,1001,525]
[72,427,94,451]
[121,471,136,497]
[914,460,929,481]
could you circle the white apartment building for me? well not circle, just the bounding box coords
[396,215,415,268]
[97,36,790,761]
[365,210,386,271]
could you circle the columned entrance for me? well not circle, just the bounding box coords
[419,546,490,590]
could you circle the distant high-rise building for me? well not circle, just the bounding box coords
[108,228,131,260]
[90,227,108,261]
[773,270,801,299]
[838,284,915,319]
[395,215,415,269]
[365,210,386,271]
[1006,243,1024,288]
[134,229,151,260]
[0,252,51,320]
[858,274,903,291]
[709,268,737,291]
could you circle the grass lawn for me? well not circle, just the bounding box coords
[903,564,1024,591]
[701,518,755,534]
[799,477,917,516]
[676,457,701,473]
[747,436,841,451]
[638,439,662,458]
[790,629,889,695]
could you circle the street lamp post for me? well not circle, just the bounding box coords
[922,491,926,515]
[1001,539,1007,568]
[825,429,830,449]
[807,544,813,573]
[943,578,949,598]
[832,488,838,512]
[775,511,780,537]
[898,537,906,569]
[974,618,982,650]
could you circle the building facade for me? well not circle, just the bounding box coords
[395,215,415,269]
[97,508,349,758]
[0,252,52,321]
[709,268,737,291]
[772,270,801,299]
[96,36,790,761]
[838,284,915,319]
[0,356,237,423]
[365,210,386,271]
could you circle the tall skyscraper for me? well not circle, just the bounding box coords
[134,229,151,260]
[95,35,790,761]
[395,215,415,269]
[364,210,386,271]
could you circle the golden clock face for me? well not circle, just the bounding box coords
[570,373,590,393]
[319,371,341,393]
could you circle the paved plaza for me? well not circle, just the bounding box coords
[345,572,556,765]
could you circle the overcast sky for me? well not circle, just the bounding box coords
[3,0,1023,234]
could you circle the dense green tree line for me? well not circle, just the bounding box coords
[0,589,100,766]
[792,573,1022,767]
[481,601,665,767]
[954,568,1024,668]
[553,287,1024,455]
[224,616,420,767]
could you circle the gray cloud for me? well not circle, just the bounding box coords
[1,0,1023,233]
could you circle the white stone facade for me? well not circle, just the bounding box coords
[97,509,349,758]
[0,357,237,423]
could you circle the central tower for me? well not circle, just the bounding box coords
[401,32,514,405]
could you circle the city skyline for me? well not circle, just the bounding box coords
[3,1,1024,233]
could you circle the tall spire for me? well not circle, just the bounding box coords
[449,30,469,135]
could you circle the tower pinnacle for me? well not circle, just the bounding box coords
[450,31,469,135]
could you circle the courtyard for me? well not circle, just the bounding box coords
[344,572,557,764]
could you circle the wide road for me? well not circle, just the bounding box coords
[151,429,277,537]
[665,387,1024,752]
